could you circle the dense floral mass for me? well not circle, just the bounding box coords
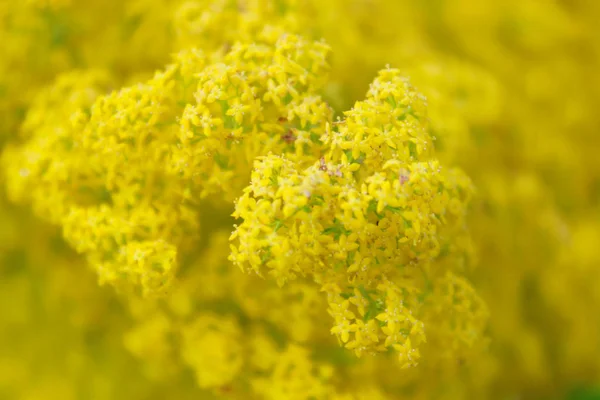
[0,1,599,399]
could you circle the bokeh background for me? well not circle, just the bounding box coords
[1,1,600,399]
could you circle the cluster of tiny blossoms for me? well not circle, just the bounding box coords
[230,68,486,366]
[3,28,332,297]
[173,27,332,200]
[7,0,600,399]
[3,18,486,384]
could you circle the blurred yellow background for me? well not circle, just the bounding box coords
[1,1,600,399]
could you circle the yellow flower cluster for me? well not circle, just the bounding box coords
[107,231,399,398]
[2,0,600,399]
[231,69,484,365]
[174,27,331,200]
[2,14,488,394]
[2,28,333,297]
[0,0,176,141]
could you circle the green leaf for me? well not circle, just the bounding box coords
[214,153,229,169]
[385,205,404,214]
[408,141,418,159]
[283,92,293,105]
[322,220,351,240]
[386,95,397,108]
